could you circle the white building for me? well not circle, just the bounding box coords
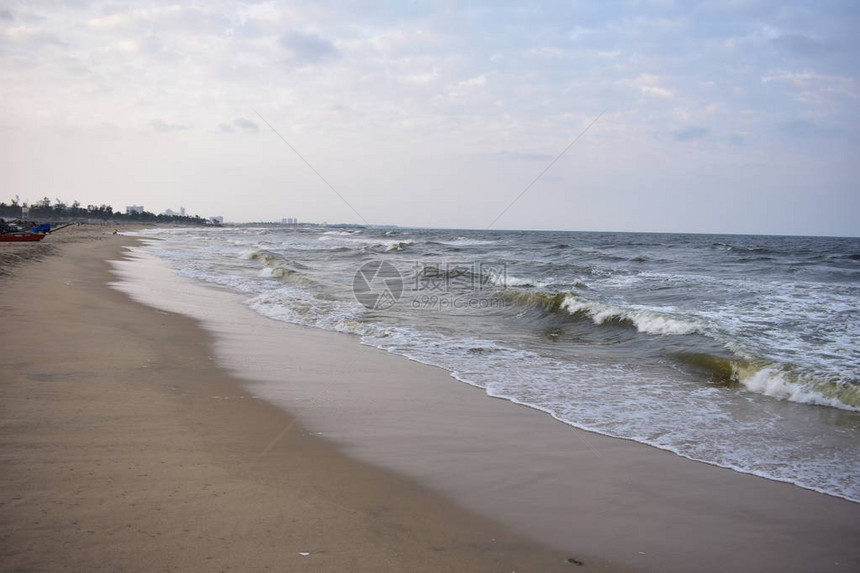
[161,207,187,217]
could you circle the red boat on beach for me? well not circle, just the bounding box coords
[0,232,47,242]
[0,222,71,242]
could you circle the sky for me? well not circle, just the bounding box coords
[1,0,858,236]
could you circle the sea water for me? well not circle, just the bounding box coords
[130,226,859,502]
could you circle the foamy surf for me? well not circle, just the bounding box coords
[732,362,860,411]
[560,293,701,335]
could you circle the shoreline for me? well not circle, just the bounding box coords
[111,237,860,572]
[0,232,592,572]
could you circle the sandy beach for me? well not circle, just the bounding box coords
[2,227,859,573]
[0,229,590,572]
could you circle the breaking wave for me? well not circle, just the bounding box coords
[498,290,859,410]
[732,362,860,410]
[560,293,700,335]
[675,353,860,410]
[499,290,700,335]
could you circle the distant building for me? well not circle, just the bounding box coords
[160,207,187,217]
[126,205,144,215]
[281,217,298,225]
[210,216,224,225]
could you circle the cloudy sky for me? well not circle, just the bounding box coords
[1,1,857,235]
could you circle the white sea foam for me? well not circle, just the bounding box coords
[317,234,414,252]
[437,238,497,246]
[732,363,859,411]
[384,240,413,252]
[560,294,700,335]
[259,266,287,278]
[495,274,552,288]
[247,286,375,337]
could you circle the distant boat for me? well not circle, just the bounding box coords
[0,232,47,242]
[0,222,66,242]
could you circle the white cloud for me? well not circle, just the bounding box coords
[446,74,488,101]
[401,68,439,85]
[87,14,129,30]
[459,75,486,88]
[632,74,675,98]
[6,25,40,40]
[762,73,855,91]
[368,29,437,53]
[116,40,138,53]
[762,73,858,106]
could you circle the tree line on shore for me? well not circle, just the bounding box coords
[0,197,210,225]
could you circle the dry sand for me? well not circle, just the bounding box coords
[0,229,598,572]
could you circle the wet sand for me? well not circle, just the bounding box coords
[0,230,595,572]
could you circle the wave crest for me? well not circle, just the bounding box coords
[561,294,700,335]
[732,362,860,411]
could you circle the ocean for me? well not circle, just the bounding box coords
[130,226,859,502]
